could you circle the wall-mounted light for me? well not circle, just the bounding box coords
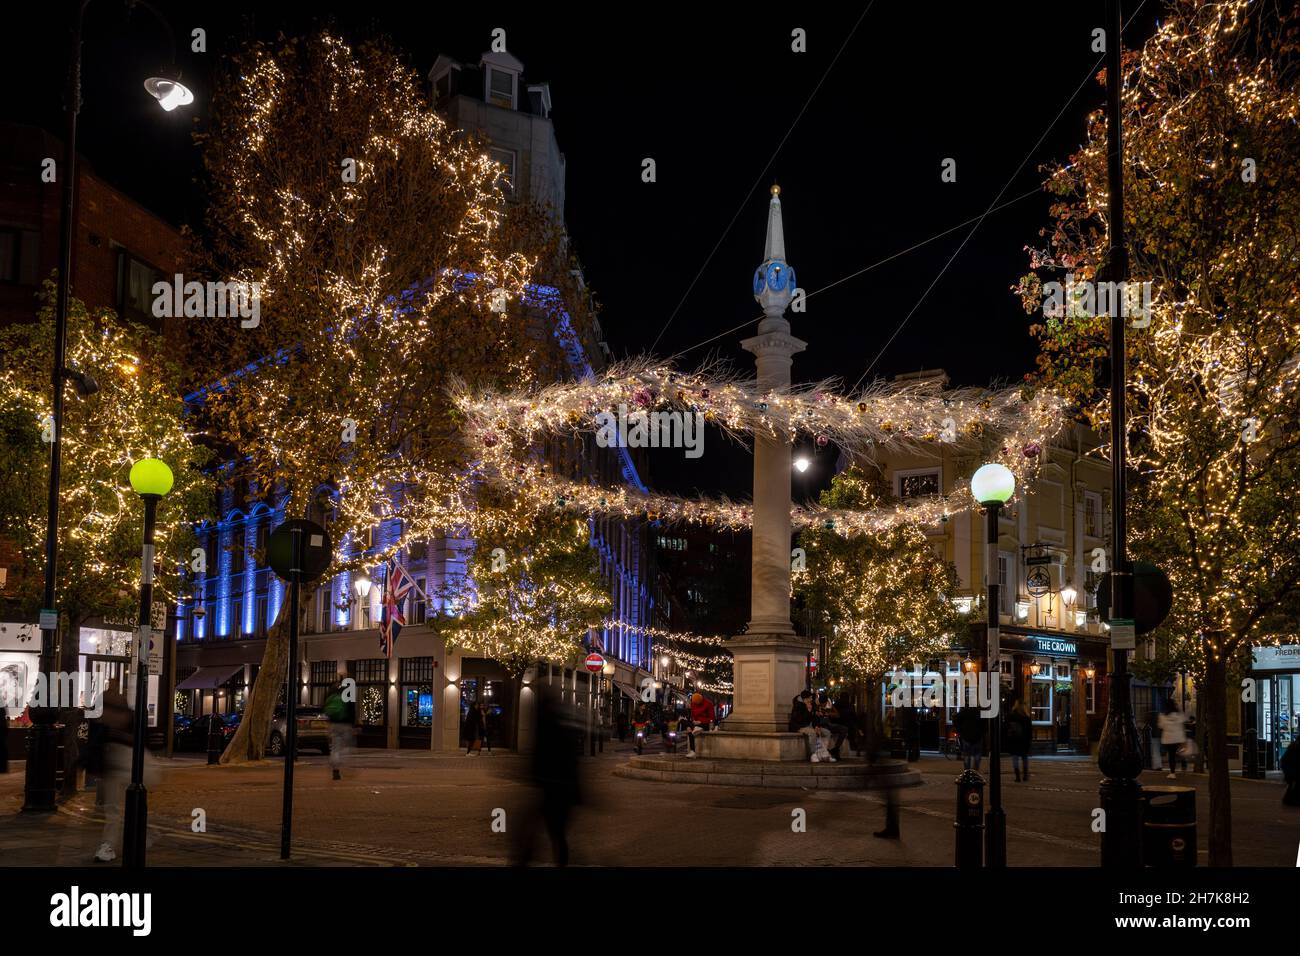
[962,657,977,673]
[1074,609,1088,630]
[1029,660,1041,675]
[793,457,811,474]
[354,575,372,599]
[1014,601,1030,622]
[1061,586,1077,608]
[1084,664,1096,679]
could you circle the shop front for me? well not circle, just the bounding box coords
[1245,644,1300,774]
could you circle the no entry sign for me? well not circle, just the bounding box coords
[584,653,606,673]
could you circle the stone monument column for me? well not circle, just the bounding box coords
[701,186,809,757]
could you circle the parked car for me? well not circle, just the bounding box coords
[268,705,331,756]
[173,713,238,753]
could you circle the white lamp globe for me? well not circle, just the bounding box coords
[970,463,1015,505]
[793,457,811,473]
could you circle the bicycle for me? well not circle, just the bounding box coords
[941,731,963,760]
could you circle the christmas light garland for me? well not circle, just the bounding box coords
[455,360,1067,535]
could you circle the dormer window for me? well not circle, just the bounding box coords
[487,67,516,109]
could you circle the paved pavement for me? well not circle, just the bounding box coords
[1,746,1295,866]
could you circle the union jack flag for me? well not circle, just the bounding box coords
[379,560,416,658]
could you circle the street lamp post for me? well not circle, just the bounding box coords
[23,0,192,814]
[122,457,174,868]
[971,462,1015,868]
[1097,0,1145,868]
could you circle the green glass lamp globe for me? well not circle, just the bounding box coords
[129,458,174,497]
[970,462,1015,505]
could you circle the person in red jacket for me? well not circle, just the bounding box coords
[686,693,715,757]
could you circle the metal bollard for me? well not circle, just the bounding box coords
[954,769,985,868]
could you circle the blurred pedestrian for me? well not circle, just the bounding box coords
[1157,699,1187,780]
[1281,739,1300,807]
[88,680,133,863]
[465,700,486,756]
[324,680,355,781]
[1006,698,1032,781]
[954,706,984,773]
[513,683,581,866]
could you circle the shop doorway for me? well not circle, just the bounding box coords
[459,676,513,750]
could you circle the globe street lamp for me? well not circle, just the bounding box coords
[971,462,1014,868]
[123,457,173,868]
[25,0,192,815]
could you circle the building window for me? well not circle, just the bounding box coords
[412,578,427,624]
[898,469,941,500]
[0,227,40,284]
[1030,674,1053,724]
[400,657,434,728]
[309,660,339,707]
[1085,672,1097,714]
[230,528,246,574]
[1084,492,1103,538]
[489,147,517,199]
[354,659,387,727]
[254,593,269,636]
[116,250,163,331]
[997,552,1016,616]
[487,67,515,108]
[229,599,243,638]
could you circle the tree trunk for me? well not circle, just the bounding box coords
[1202,642,1232,866]
[219,598,295,764]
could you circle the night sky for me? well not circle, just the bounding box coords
[2,2,1163,496]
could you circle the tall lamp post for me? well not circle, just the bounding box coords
[1096,0,1145,868]
[24,0,193,813]
[971,462,1015,868]
[123,457,174,868]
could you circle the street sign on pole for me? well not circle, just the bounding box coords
[584,653,605,674]
[1110,619,1137,651]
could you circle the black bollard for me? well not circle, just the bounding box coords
[954,769,985,868]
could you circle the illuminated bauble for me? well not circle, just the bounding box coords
[754,401,768,412]
[701,388,710,399]
[815,434,829,447]
[1022,442,1041,457]
[633,389,652,408]
[857,402,867,413]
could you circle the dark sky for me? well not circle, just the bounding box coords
[1,1,1162,496]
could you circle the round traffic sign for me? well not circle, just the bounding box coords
[584,653,605,674]
[267,519,333,583]
[1097,560,1173,634]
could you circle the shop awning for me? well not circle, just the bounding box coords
[177,664,244,690]
[612,680,639,701]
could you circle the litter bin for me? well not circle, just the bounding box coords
[1143,786,1196,867]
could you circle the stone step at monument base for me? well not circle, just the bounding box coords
[612,755,923,790]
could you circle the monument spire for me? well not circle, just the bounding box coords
[753,184,796,322]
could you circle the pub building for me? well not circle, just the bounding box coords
[859,377,1117,753]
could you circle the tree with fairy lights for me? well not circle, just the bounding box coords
[189,31,574,762]
[0,284,213,663]
[434,490,611,745]
[1016,0,1300,865]
[794,466,963,748]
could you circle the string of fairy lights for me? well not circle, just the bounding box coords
[455,359,1067,536]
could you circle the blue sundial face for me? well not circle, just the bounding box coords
[753,267,766,296]
[765,262,788,292]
